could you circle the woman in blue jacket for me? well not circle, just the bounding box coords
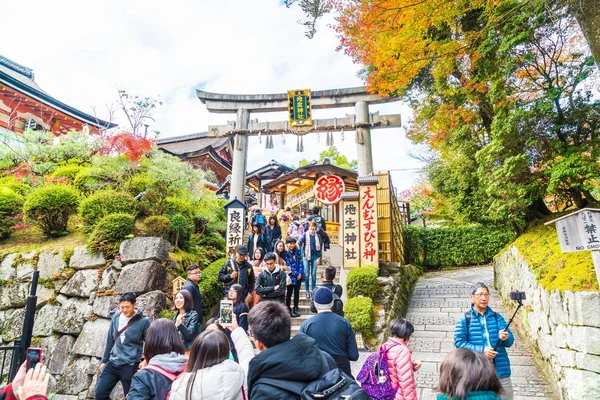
[454,282,514,399]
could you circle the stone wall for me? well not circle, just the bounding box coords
[494,246,600,399]
[0,237,172,399]
[374,263,422,342]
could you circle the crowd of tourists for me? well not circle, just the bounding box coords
[0,204,516,400]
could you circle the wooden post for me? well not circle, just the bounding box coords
[592,250,600,287]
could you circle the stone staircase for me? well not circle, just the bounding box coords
[290,263,341,336]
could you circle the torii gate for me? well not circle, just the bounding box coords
[197,86,402,202]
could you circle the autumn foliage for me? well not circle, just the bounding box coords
[101,131,154,161]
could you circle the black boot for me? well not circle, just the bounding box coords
[291,307,300,318]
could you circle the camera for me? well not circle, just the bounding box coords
[510,290,526,301]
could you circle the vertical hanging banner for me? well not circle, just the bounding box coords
[341,193,360,268]
[358,176,380,266]
[288,89,313,127]
[224,199,247,256]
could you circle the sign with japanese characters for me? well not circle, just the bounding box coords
[288,89,313,127]
[359,184,379,265]
[286,182,314,208]
[172,276,186,295]
[553,209,600,253]
[224,199,247,257]
[314,175,345,205]
[342,199,360,268]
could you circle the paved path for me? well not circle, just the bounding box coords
[352,266,554,400]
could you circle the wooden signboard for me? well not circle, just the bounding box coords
[225,199,247,256]
[288,89,313,127]
[327,222,341,246]
[172,276,186,295]
[359,177,379,266]
[286,182,314,208]
[342,196,360,268]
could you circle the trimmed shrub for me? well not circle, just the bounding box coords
[199,257,227,320]
[87,213,135,256]
[0,176,31,196]
[347,266,380,299]
[128,174,149,197]
[51,165,85,182]
[144,215,171,240]
[0,186,24,239]
[79,190,137,228]
[345,297,374,336]
[23,185,80,237]
[403,225,515,269]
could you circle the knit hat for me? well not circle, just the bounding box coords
[313,287,334,310]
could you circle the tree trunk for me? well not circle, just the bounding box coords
[527,197,552,221]
[568,0,600,67]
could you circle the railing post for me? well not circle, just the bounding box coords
[18,271,39,365]
[8,338,21,382]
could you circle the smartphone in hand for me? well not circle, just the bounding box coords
[26,347,43,370]
[220,300,233,327]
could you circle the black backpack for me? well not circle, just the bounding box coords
[310,285,344,317]
[256,368,368,400]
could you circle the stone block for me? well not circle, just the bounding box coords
[553,348,576,368]
[566,291,600,328]
[38,335,60,357]
[92,295,120,319]
[561,368,600,399]
[53,298,92,335]
[60,269,99,298]
[98,266,119,291]
[87,357,101,375]
[55,356,92,395]
[0,253,16,281]
[0,283,29,309]
[54,396,78,400]
[72,318,110,358]
[553,325,571,349]
[113,260,166,295]
[33,304,60,336]
[69,246,106,270]
[136,290,167,321]
[36,286,56,309]
[2,308,25,342]
[575,352,600,374]
[570,326,600,355]
[37,250,67,279]
[548,290,568,326]
[119,237,170,264]
[48,335,76,375]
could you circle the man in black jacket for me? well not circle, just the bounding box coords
[182,264,203,332]
[243,302,337,399]
[310,265,343,314]
[218,245,255,298]
[255,252,287,303]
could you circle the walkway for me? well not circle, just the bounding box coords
[352,266,554,400]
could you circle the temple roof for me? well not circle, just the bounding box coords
[156,132,231,157]
[0,54,116,130]
[262,161,358,193]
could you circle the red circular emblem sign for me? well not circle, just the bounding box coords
[314,175,345,205]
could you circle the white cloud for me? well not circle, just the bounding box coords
[2,0,423,190]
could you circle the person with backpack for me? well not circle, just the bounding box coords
[255,252,287,303]
[454,282,514,399]
[251,209,267,229]
[169,330,248,400]
[383,318,420,400]
[126,319,188,400]
[96,292,151,399]
[218,245,255,298]
[248,222,269,254]
[435,349,504,400]
[310,265,343,316]
[299,287,359,378]
[284,236,303,318]
[309,205,327,232]
[287,216,304,240]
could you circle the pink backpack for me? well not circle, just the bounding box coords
[144,364,180,400]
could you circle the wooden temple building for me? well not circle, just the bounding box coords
[0,54,115,135]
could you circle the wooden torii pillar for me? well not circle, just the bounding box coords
[197,86,402,203]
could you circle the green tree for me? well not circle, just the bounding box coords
[299,146,358,170]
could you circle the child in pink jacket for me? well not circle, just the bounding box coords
[383,318,421,400]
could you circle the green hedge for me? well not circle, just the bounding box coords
[0,187,24,239]
[403,225,515,269]
[87,213,135,257]
[51,165,85,181]
[347,266,380,298]
[345,297,374,336]
[79,190,137,228]
[144,215,171,240]
[199,257,227,320]
[23,185,80,237]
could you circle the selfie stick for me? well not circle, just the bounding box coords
[493,298,523,351]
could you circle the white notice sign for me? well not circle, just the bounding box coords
[555,209,600,253]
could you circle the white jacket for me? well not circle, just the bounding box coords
[169,359,246,400]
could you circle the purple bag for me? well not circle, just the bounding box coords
[356,344,398,400]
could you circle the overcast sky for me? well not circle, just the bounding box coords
[2,0,424,191]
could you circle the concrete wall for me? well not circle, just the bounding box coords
[494,246,600,399]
